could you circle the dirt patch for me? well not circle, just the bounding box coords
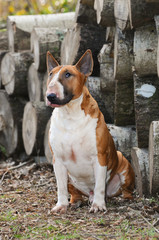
[0,160,159,239]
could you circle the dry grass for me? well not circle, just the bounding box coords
[0,161,159,240]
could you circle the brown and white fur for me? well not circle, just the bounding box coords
[46,50,135,214]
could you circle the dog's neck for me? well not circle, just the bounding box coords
[56,93,84,118]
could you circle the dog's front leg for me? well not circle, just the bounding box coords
[52,160,69,214]
[90,157,107,213]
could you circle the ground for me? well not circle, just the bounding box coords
[0,159,159,240]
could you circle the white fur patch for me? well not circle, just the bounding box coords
[48,68,64,99]
[50,94,99,196]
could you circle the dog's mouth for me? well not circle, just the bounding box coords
[47,92,74,108]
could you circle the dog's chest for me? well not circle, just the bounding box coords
[49,101,98,192]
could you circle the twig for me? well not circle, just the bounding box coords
[0,158,34,172]
[0,158,34,186]
[129,207,159,234]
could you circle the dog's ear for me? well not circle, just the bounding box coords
[47,51,59,74]
[75,49,93,76]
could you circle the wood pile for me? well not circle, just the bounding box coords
[0,0,159,196]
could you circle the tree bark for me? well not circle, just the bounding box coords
[0,30,8,50]
[75,0,97,25]
[86,76,113,123]
[108,124,137,161]
[114,0,159,30]
[134,24,157,77]
[31,27,66,72]
[42,72,48,102]
[134,73,159,148]
[98,43,115,123]
[154,16,159,77]
[0,90,26,156]
[44,118,53,164]
[114,78,135,126]
[61,23,106,76]
[131,147,149,197]
[22,101,52,156]
[7,12,75,52]
[94,0,115,26]
[1,51,33,96]
[114,28,133,80]
[27,63,44,102]
[149,121,159,195]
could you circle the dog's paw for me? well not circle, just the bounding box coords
[51,204,67,214]
[89,202,107,213]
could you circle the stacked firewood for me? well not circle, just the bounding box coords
[0,0,159,196]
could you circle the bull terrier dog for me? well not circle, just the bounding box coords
[46,49,135,214]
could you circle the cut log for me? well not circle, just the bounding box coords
[154,16,159,77]
[114,28,133,80]
[7,12,75,52]
[42,72,48,102]
[134,73,159,148]
[0,51,8,88]
[75,0,97,25]
[149,121,159,195]
[44,118,53,165]
[1,51,33,96]
[114,78,135,126]
[98,43,115,92]
[114,0,129,31]
[106,27,115,43]
[94,0,115,26]
[114,0,159,30]
[0,30,8,50]
[22,101,52,156]
[98,44,115,123]
[86,76,113,123]
[31,28,66,72]
[61,23,106,76]
[134,24,157,77]
[131,147,149,197]
[108,124,137,161]
[27,63,44,102]
[0,90,26,156]
[81,0,94,6]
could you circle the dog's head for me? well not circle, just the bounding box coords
[46,50,93,108]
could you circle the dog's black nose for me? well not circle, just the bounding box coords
[47,93,57,103]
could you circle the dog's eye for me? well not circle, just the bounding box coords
[49,72,53,77]
[65,72,71,78]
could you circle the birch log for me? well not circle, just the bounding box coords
[114,0,159,30]
[108,124,137,161]
[149,121,159,195]
[86,76,112,122]
[94,0,115,26]
[22,102,52,156]
[7,13,75,52]
[0,90,26,156]
[44,118,52,164]
[1,51,33,96]
[114,28,133,80]
[131,147,149,197]
[61,23,106,76]
[134,73,159,148]
[31,28,66,72]
[27,63,44,102]
[134,24,157,77]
